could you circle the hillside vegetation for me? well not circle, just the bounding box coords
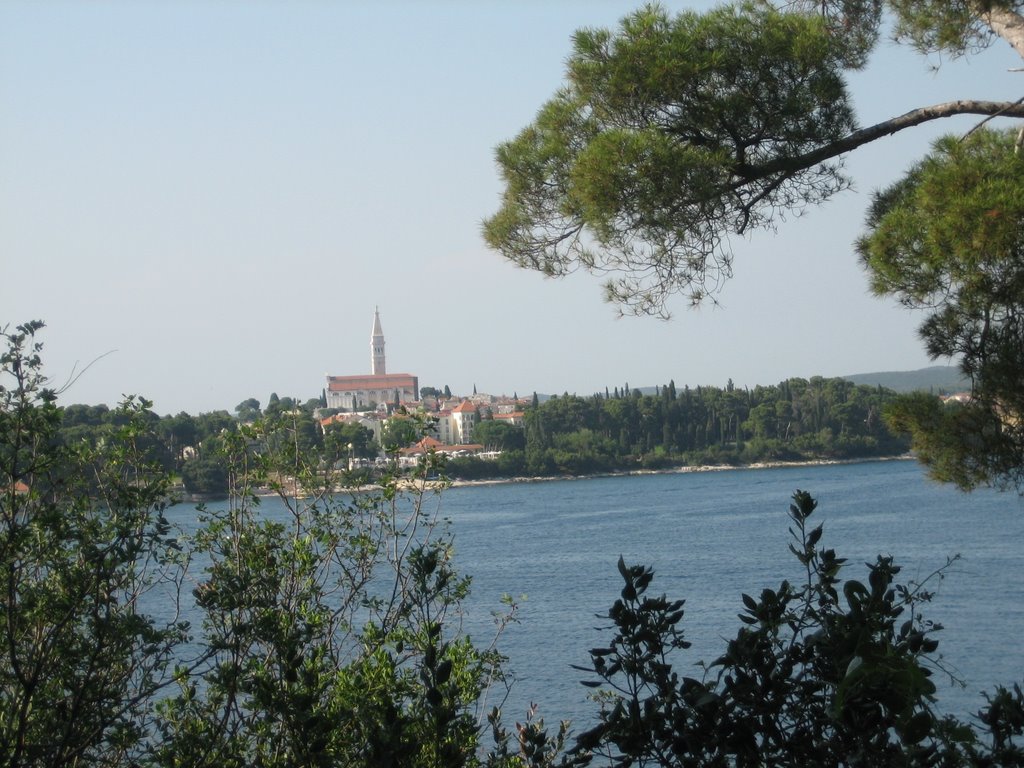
[842,366,970,394]
[452,377,910,480]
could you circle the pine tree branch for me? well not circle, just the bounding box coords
[738,99,1024,181]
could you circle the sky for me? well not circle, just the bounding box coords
[1,1,1020,416]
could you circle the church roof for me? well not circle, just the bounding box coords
[327,373,417,391]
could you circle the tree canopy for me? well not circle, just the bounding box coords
[485,0,1024,316]
[858,129,1024,489]
[485,0,1024,490]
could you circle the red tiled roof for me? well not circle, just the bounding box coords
[398,436,442,455]
[451,400,477,413]
[320,413,380,428]
[400,440,484,456]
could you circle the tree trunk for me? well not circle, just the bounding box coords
[979,3,1024,59]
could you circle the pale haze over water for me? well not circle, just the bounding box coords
[1,2,1019,415]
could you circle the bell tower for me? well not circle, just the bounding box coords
[371,307,386,375]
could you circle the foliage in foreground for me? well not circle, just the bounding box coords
[152,434,496,767]
[2,322,514,768]
[0,321,188,766]
[3,321,1024,766]
[570,492,1024,766]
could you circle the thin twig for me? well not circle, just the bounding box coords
[960,96,1024,142]
[54,349,118,396]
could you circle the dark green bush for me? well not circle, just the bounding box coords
[569,492,1024,766]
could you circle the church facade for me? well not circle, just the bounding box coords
[325,309,419,411]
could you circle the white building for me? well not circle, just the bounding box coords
[450,400,477,444]
[427,400,479,446]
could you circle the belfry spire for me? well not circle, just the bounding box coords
[371,307,386,375]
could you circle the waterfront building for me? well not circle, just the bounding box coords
[397,436,485,466]
[450,400,478,444]
[428,399,478,446]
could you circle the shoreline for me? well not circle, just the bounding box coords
[179,455,917,502]
[444,454,917,489]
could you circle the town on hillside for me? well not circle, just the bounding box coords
[316,308,525,466]
[53,309,941,495]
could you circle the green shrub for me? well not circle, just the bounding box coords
[569,492,1024,766]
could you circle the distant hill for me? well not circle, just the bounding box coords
[544,367,969,402]
[842,366,969,394]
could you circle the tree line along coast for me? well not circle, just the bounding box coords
[54,373,938,496]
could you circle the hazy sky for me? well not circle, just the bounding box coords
[2,1,1018,415]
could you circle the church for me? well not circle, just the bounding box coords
[325,309,419,411]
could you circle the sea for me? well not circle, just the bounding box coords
[169,459,1024,733]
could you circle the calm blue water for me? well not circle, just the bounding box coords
[437,460,1024,728]
[173,460,1024,731]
